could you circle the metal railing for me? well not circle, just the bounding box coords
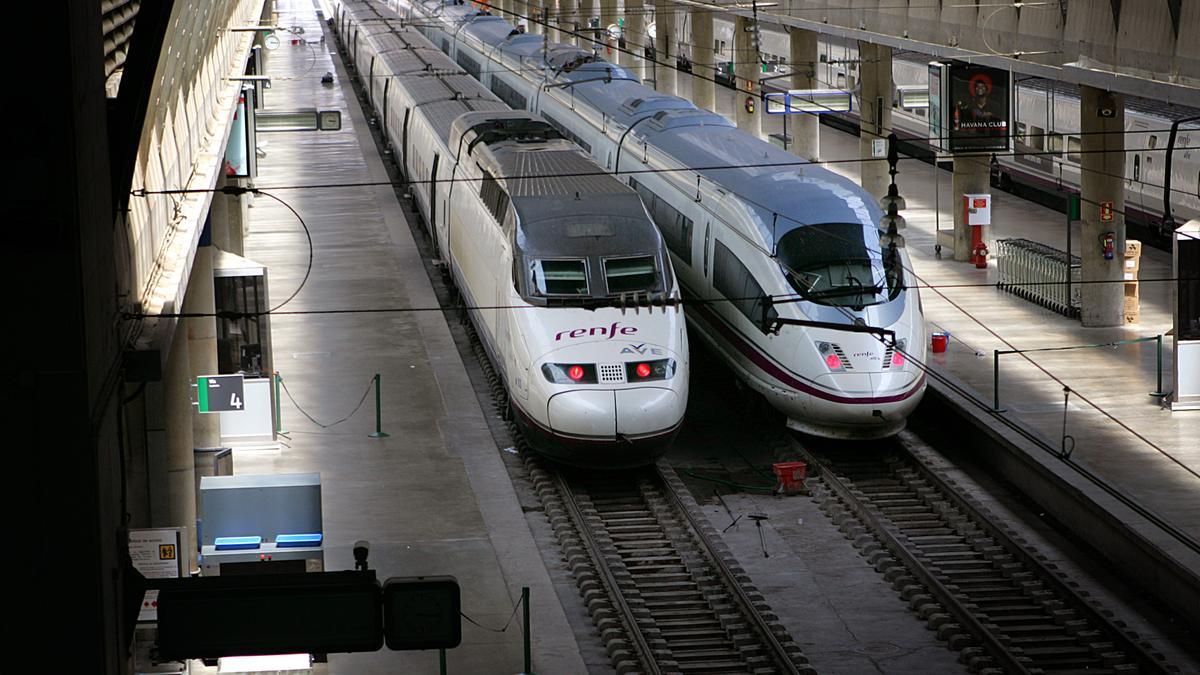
[996,238,1081,318]
[992,335,1168,411]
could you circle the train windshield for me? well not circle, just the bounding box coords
[777,223,904,308]
[530,259,590,296]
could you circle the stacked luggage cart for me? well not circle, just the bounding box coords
[996,238,1081,318]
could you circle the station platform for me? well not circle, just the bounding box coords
[194,2,586,672]
[811,121,1200,599]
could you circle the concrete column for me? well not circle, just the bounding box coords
[1080,85,1126,327]
[210,175,246,255]
[857,41,892,199]
[526,1,541,35]
[620,0,645,80]
[788,28,819,160]
[185,246,219,450]
[164,320,197,573]
[556,0,576,44]
[691,7,715,111]
[653,0,676,94]
[600,0,617,60]
[734,15,760,138]
[951,155,991,262]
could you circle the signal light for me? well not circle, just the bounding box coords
[635,363,651,378]
[824,353,842,370]
[567,365,585,381]
[891,351,904,366]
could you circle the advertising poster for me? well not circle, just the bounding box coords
[928,62,944,152]
[948,63,1010,152]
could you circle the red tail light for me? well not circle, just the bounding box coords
[635,363,652,378]
[824,353,842,370]
[891,351,904,366]
[567,365,585,381]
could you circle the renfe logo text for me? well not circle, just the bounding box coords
[555,322,638,341]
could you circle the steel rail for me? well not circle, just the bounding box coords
[811,453,1037,674]
[553,471,663,675]
[655,461,802,675]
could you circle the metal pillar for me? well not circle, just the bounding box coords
[691,6,715,111]
[734,14,760,138]
[653,0,676,94]
[788,28,819,160]
[1079,85,1126,327]
[857,41,892,199]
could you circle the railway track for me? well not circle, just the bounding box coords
[804,433,1175,675]
[527,459,811,674]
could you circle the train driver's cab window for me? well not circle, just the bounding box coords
[1028,126,1045,151]
[604,256,657,294]
[1067,137,1082,164]
[530,259,589,296]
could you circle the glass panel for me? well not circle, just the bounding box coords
[1029,126,1045,150]
[777,223,901,307]
[604,256,657,293]
[1067,137,1082,163]
[1048,133,1063,154]
[530,259,589,295]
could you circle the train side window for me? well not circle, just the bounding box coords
[836,73,846,89]
[1028,126,1045,151]
[1016,122,1027,145]
[1148,135,1158,150]
[1048,133,1063,156]
[1067,137,1082,164]
[630,178,693,265]
[713,241,776,331]
[479,169,510,224]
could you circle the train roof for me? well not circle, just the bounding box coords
[451,111,661,257]
[438,3,883,240]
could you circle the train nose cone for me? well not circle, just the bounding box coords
[547,391,616,437]
[616,388,683,436]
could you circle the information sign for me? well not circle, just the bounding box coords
[197,374,245,414]
[130,528,184,622]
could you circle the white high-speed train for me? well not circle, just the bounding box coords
[335,0,690,467]
[390,0,927,439]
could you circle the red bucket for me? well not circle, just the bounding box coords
[931,332,950,353]
[772,461,807,493]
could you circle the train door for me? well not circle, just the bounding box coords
[429,153,440,239]
[368,57,377,103]
[381,79,390,140]
[401,109,411,167]
[1128,122,1149,221]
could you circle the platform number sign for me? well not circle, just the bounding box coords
[197,374,245,414]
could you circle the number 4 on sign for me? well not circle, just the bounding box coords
[230,393,243,410]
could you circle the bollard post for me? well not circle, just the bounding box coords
[522,586,532,675]
[992,350,1004,412]
[274,372,287,434]
[368,373,389,438]
[439,648,446,675]
[1152,334,1167,398]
